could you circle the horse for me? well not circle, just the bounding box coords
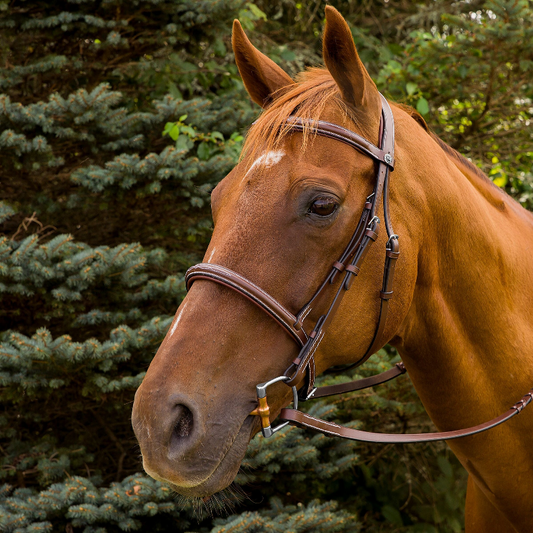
[132,7,533,532]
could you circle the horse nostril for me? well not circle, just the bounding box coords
[172,405,194,440]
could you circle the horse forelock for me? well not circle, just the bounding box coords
[242,68,358,168]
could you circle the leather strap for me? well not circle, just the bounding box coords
[280,389,533,443]
[285,116,394,169]
[186,263,308,346]
[310,362,406,399]
[284,215,381,395]
[350,234,400,369]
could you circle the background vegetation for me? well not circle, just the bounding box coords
[0,0,531,531]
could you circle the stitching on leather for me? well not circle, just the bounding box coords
[380,96,389,148]
[299,306,313,322]
[288,118,384,162]
[380,96,394,161]
[188,265,307,343]
[301,413,343,430]
[300,330,324,369]
[192,264,295,320]
[295,118,377,150]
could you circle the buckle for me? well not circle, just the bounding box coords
[250,375,298,437]
[386,234,399,246]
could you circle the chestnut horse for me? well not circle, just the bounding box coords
[132,7,533,532]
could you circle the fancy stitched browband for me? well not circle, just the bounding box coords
[185,94,533,443]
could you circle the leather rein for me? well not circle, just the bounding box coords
[185,94,533,443]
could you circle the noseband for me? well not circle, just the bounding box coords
[186,94,533,443]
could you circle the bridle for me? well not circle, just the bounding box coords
[186,94,533,443]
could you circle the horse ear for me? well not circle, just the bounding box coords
[232,20,294,108]
[322,6,380,115]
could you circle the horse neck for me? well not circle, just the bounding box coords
[394,127,533,428]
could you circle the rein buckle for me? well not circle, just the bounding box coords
[250,375,298,437]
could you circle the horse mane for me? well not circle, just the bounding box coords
[396,104,500,189]
[242,68,352,165]
[430,134,498,188]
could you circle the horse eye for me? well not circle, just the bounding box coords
[309,197,338,217]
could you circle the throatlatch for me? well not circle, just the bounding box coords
[186,93,533,443]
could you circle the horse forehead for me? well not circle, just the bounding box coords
[239,140,356,185]
[242,149,286,181]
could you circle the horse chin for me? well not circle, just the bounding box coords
[147,415,256,498]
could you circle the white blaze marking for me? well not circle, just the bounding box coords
[243,150,285,181]
[169,301,188,338]
[207,247,216,263]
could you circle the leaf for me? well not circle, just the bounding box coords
[406,82,418,95]
[168,124,180,141]
[213,38,227,57]
[181,125,195,137]
[417,97,429,115]
[238,12,255,31]
[449,517,462,533]
[179,61,196,71]
[386,59,402,73]
[162,122,173,136]
[179,114,188,122]
[381,505,403,526]
[246,2,267,20]
[211,131,224,141]
[458,64,468,79]
[493,174,508,188]
[279,48,296,61]
[197,142,211,160]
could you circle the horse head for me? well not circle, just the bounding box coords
[132,6,421,498]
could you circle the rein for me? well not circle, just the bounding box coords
[185,94,533,443]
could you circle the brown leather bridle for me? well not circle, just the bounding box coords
[186,94,533,443]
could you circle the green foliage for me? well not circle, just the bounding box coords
[0,475,357,533]
[1,0,531,531]
[161,114,243,170]
[211,499,357,532]
[372,0,533,207]
[0,0,255,253]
